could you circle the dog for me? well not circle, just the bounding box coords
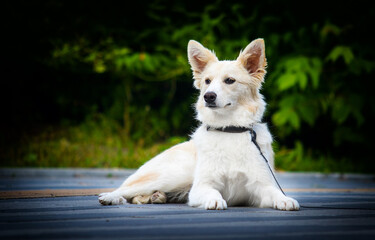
[98,39,300,211]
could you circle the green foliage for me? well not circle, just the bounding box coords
[326,46,354,65]
[274,141,365,173]
[2,114,187,168]
[2,0,375,172]
[274,57,322,91]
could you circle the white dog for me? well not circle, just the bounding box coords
[99,39,300,211]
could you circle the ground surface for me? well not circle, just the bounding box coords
[0,168,375,239]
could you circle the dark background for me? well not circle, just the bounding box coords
[1,0,375,172]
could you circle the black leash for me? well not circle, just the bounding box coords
[249,128,286,196]
[206,125,286,196]
[206,125,375,210]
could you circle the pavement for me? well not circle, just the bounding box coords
[0,168,375,239]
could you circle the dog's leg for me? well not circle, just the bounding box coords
[98,189,127,205]
[98,173,159,205]
[252,184,300,211]
[132,195,151,204]
[188,184,227,210]
[98,140,196,206]
[100,190,167,205]
[99,188,168,205]
[131,191,167,204]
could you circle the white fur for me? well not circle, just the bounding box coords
[99,39,300,211]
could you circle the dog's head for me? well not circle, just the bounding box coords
[187,39,267,127]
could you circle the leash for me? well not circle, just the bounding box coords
[249,128,286,196]
[207,125,375,210]
[206,125,286,196]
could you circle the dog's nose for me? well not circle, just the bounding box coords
[204,92,217,104]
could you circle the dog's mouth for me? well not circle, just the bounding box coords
[205,103,232,109]
[206,103,217,108]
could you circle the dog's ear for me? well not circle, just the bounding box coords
[188,40,218,88]
[237,39,267,84]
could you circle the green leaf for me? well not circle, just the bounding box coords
[309,58,322,88]
[326,46,354,65]
[272,108,300,130]
[297,101,319,126]
[277,73,298,91]
[279,94,302,108]
[320,22,341,39]
[272,109,289,126]
[331,97,350,124]
[94,59,106,73]
[288,110,300,129]
[297,72,308,90]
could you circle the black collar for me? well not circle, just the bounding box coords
[206,125,252,133]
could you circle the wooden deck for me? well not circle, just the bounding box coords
[1,168,375,239]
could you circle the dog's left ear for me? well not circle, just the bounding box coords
[237,38,267,83]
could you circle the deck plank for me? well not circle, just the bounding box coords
[0,169,374,239]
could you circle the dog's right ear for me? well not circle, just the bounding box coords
[188,40,218,88]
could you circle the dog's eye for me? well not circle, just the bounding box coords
[205,78,211,85]
[224,78,236,84]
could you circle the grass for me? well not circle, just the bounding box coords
[274,141,367,173]
[1,115,368,173]
[1,115,187,169]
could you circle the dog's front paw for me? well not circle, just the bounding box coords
[205,198,227,210]
[98,192,127,205]
[273,196,300,211]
